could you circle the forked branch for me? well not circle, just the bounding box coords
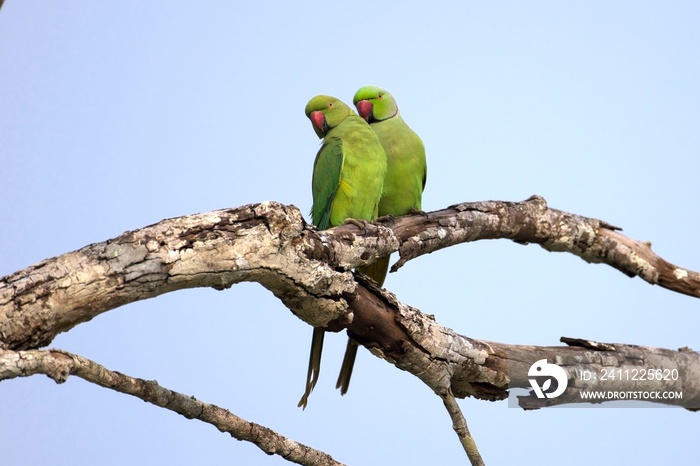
[1,197,698,466]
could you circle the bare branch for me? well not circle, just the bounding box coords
[0,202,372,350]
[0,348,345,466]
[2,198,697,352]
[439,389,485,466]
[383,196,700,298]
[347,280,700,410]
[1,198,698,411]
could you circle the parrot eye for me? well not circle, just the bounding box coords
[378,93,384,99]
[328,102,333,108]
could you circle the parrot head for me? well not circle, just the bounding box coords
[305,95,353,138]
[353,85,398,123]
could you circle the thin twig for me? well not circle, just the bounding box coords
[440,389,485,466]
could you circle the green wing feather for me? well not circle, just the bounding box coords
[311,136,344,230]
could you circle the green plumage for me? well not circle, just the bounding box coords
[355,85,426,219]
[335,86,427,395]
[299,95,387,409]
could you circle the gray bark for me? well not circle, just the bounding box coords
[1,197,699,464]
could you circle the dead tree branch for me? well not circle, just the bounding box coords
[385,196,699,298]
[1,197,699,464]
[440,388,485,466]
[0,348,345,466]
[2,197,697,352]
[1,198,698,408]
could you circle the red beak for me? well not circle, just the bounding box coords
[356,100,373,121]
[310,110,326,133]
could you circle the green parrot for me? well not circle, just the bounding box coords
[298,95,387,409]
[335,85,427,395]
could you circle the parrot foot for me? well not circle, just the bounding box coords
[406,208,427,216]
[344,218,372,230]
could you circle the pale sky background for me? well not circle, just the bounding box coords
[1,2,699,465]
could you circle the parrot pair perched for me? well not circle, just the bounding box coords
[298,86,427,409]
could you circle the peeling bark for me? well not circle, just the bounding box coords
[1,198,698,411]
[386,196,699,298]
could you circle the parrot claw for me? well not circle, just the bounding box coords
[344,218,372,230]
[406,208,427,216]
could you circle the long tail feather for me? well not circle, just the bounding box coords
[298,327,325,409]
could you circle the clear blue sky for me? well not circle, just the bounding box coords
[1,2,699,465]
